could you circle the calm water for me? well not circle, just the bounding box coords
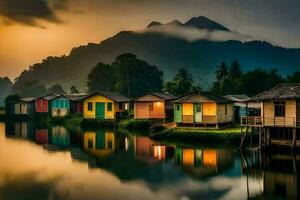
[0,122,298,200]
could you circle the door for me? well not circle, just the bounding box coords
[174,104,182,122]
[96,102,105,119]
[194,103,203,123]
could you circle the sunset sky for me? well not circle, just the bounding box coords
[0,0,299,79]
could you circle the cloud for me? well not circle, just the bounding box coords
[0,0,69,27]
[136,24,253,42]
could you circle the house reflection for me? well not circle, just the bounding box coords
[262,154,299,199]
[83,131,115,158]
[134,136,173,163]
[175,148,234,178]
[35,129,49,144]
[5,122,36,140]
[51,126,70,148]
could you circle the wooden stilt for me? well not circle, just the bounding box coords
[292,128,296,149]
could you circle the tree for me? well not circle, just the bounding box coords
[239,68,285,96]
[5,94,20,104]
[172,68,194,96]
[0,77,13,106]
[216,62,228,84]
[113,53,163,97]
[87,63,116,93]
[163,81,176,94]
[48,84,66,94]
[12,80,47,97]
[287,72,300,83]
[70,86,79,94]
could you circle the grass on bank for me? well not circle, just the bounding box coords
[151,127,255,147]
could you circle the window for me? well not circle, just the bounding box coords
[274,101,285,117]
[196,106,201,112]
[88,102,93,111]
[88,139,93,149]
[149,103,154,111]
[107,102,113,111]
[119,103,123,110]
[176,104,180,111]
[225,104,228,115]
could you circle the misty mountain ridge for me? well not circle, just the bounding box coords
[147,16,230,31]
[14,16,300,92]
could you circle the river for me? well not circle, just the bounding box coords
[0,121,297,200]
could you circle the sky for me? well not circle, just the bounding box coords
[0,0,300,79]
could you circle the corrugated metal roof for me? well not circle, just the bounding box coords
[224,95,250,102]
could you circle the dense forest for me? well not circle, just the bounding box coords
[2,53,300,105]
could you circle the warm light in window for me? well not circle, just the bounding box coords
[125,103,129,110]
[156,102,161,106]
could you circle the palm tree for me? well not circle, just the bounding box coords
[229,61,242,81]
[216,62,228,83]
[174,68,194,96]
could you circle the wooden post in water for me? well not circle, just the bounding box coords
[292,128,296,149]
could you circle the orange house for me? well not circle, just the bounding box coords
[133,93,175,120]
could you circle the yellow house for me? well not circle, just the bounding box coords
[82,92,130,120]
[173,91,234,127]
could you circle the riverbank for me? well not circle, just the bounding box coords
[151,127,256,147]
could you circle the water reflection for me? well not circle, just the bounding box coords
[1,121,299,199]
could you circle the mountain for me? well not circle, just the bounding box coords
[184,16,230,31]
[147,21,162,28]
[14,16,300,91]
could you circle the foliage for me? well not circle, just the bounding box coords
[0,77,13,106]
[87,54,163,98]
[119,119,155,130]
[87,63,116,93]
[48,84,66,94]
[287,72,300,83]
[5,94,20,104]
[12,80,47,97]
[212,61,286,96]
[113,53,163,98]
[151,127,253,147]
[80,119,115,129]
[163,68,195,96]
[70,86,79,94]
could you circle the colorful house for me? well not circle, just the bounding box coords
[133,92,176,120]
[224,94,261,122]
[6,97,35,116]
[241,83,300,148]
[49,95,71,117]
[82,92,130,120]
[65,93,87,115]
[173,91,234,127]
[35,94,59,114]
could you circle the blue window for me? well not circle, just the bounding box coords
[88,102,93,111]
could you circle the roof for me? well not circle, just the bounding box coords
[250,83,300,102]
[173,91,231,103]
[83,91,130,102]
[38,94,60,101]
[20,97,36,103]
[134,92,176,102]
[224,95,250,102]
[65,93,88,101]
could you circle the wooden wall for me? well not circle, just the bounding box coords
[217,103,234,123]
[263,100,296,127]
[134,102,165,119]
